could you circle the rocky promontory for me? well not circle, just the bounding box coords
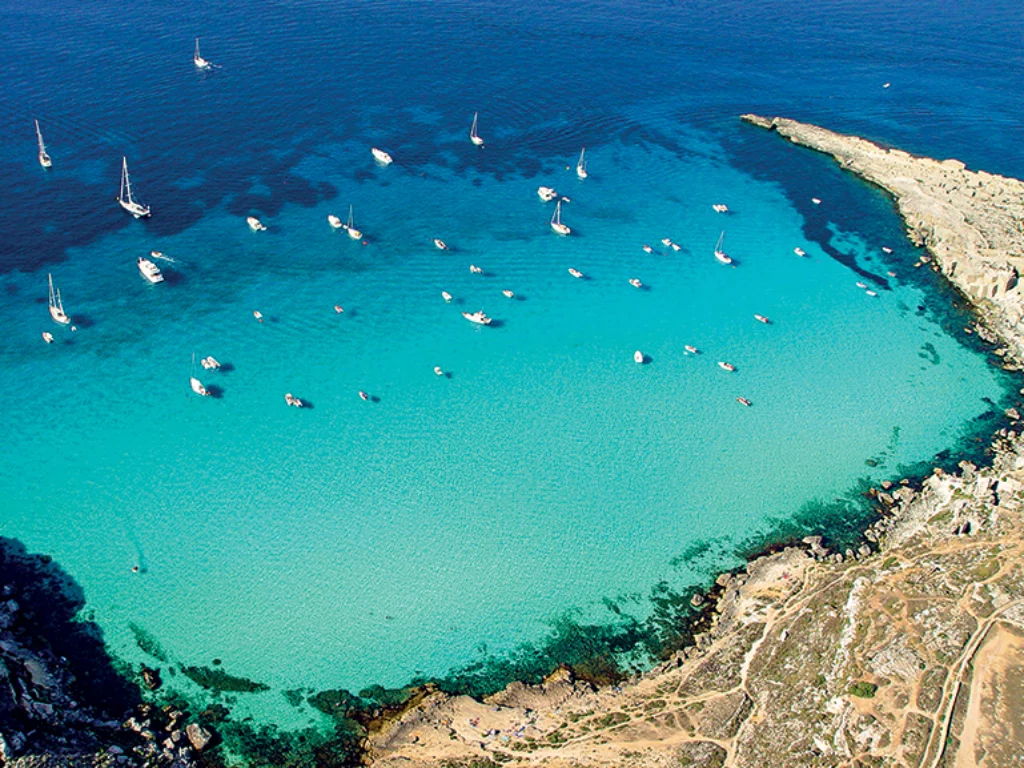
[363,119,1024,767]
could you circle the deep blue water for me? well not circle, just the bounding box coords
[1,0,1022,732]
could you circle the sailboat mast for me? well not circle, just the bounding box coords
[195,37,200,58]
[552,200,561,224]
[348,204,354,228]
[48,273,55,307]
[35,120,45,153]
[122,158,134,204]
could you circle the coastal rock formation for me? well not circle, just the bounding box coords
[364,120,1024,767]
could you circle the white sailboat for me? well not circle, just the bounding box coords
[550,200,570,235]
[713,231,732,265]
[469,112,484,147]
[190,352,210,397]
[193,37,211,69]
[576,148,587,180]
[47,274,69,325]
[35,120,52,169]
[343,205,362,240]
[117,157,151,218]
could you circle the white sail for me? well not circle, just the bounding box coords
[576,147,587,179]
[470,112,484,146]
[193,37,211,69]
[345,204,362,239]
[35,120,52,168]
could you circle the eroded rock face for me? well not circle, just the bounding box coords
[363,120,1024,768]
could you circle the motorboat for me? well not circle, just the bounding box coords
[714,231,732,265]
[117,157,151,218]
[537,186,558,202]
[328,215,343,229]
[434,238,449,250]
[343,205,362,240]
[576,148,587,180]
[434,366,444,376]
[754,314,770,324]
[42,332,54,344]
[811,197,822,205]
[882,246,893,254]
[794,247,806,257]
[285,393,304,408]
[35,120,52,169]
[253,310,263,322]
[469,264,483,274]
[334,305,344,314]
[629,278,642,288]
[866,290,878,297]
[469,112,484,146]
[642,244,653,253]
[502,289,515,298]
[633,350,644,364]
[137,257,164,283]
[671,242,681,252]
[358,390,370,401]
[201,356,221,370]
[462,310,492,325]
[550,200,570,235]
[855,282,867,289]
[661,238,673,247]
[887,271,897,278]
[247,216,267,231]
[47,274,70,325]
[737,397,752,407]
[568,268,583,279]
[712,204,729,213]
[718,361,736,372]
[371,147,393,165]
[684,345,699,354]
[193,37,212,69]
[190,353,210,396]
[441,291,453,302]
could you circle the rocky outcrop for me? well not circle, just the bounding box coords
[363,120,1024,767]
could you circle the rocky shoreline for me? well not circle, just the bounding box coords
[5,116,1024,768]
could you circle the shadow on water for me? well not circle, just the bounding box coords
[0,536,140,716]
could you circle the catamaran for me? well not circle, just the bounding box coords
[193,38,211,69]
[35,120,52,169]
[117,157,151,218]
[713,231,732,264]
[576,148,588,179]
[47,274,69,325]
[469,112,484,147]
[550,200,570,235]
[343,205,362,240]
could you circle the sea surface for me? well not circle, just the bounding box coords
[1,0,1022,730]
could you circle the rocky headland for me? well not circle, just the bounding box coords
[5,117,1024,768]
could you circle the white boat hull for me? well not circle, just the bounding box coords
[49,306,70,325]
[119,199,151,218]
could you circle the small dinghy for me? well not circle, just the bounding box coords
[502,289,515,298]
[737,397,752,407]
[866,290,878,297]
[434,366,444,376]
[568,268,584,279]
[441,291,453,302]
[811,197,822,205]
[633,350,645,364]
[42,332,54,344]
[794,247,806,257]
[629,278,642,288]
[684,345,699,354]
[433,238,449,250]
[253,310,263,322]
[882,246,893,254]
[754,314,770,324]
[359,390,370,401]
[334,305,344,314]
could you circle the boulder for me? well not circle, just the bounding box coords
[185,722,214,752]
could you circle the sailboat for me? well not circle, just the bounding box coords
[193,37,211,69]
[117,157,151,218]
[469,112,484,147]
[576,148,587,180]
[550,200,570,235]
[343,205,362,240]
[190,353,210,397]
[35,120,52,168]
[47,274,70,325]
[713,231,732,264]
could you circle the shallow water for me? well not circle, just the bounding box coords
[0,0,1020,728]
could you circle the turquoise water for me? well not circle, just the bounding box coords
[0,0,1020,730]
